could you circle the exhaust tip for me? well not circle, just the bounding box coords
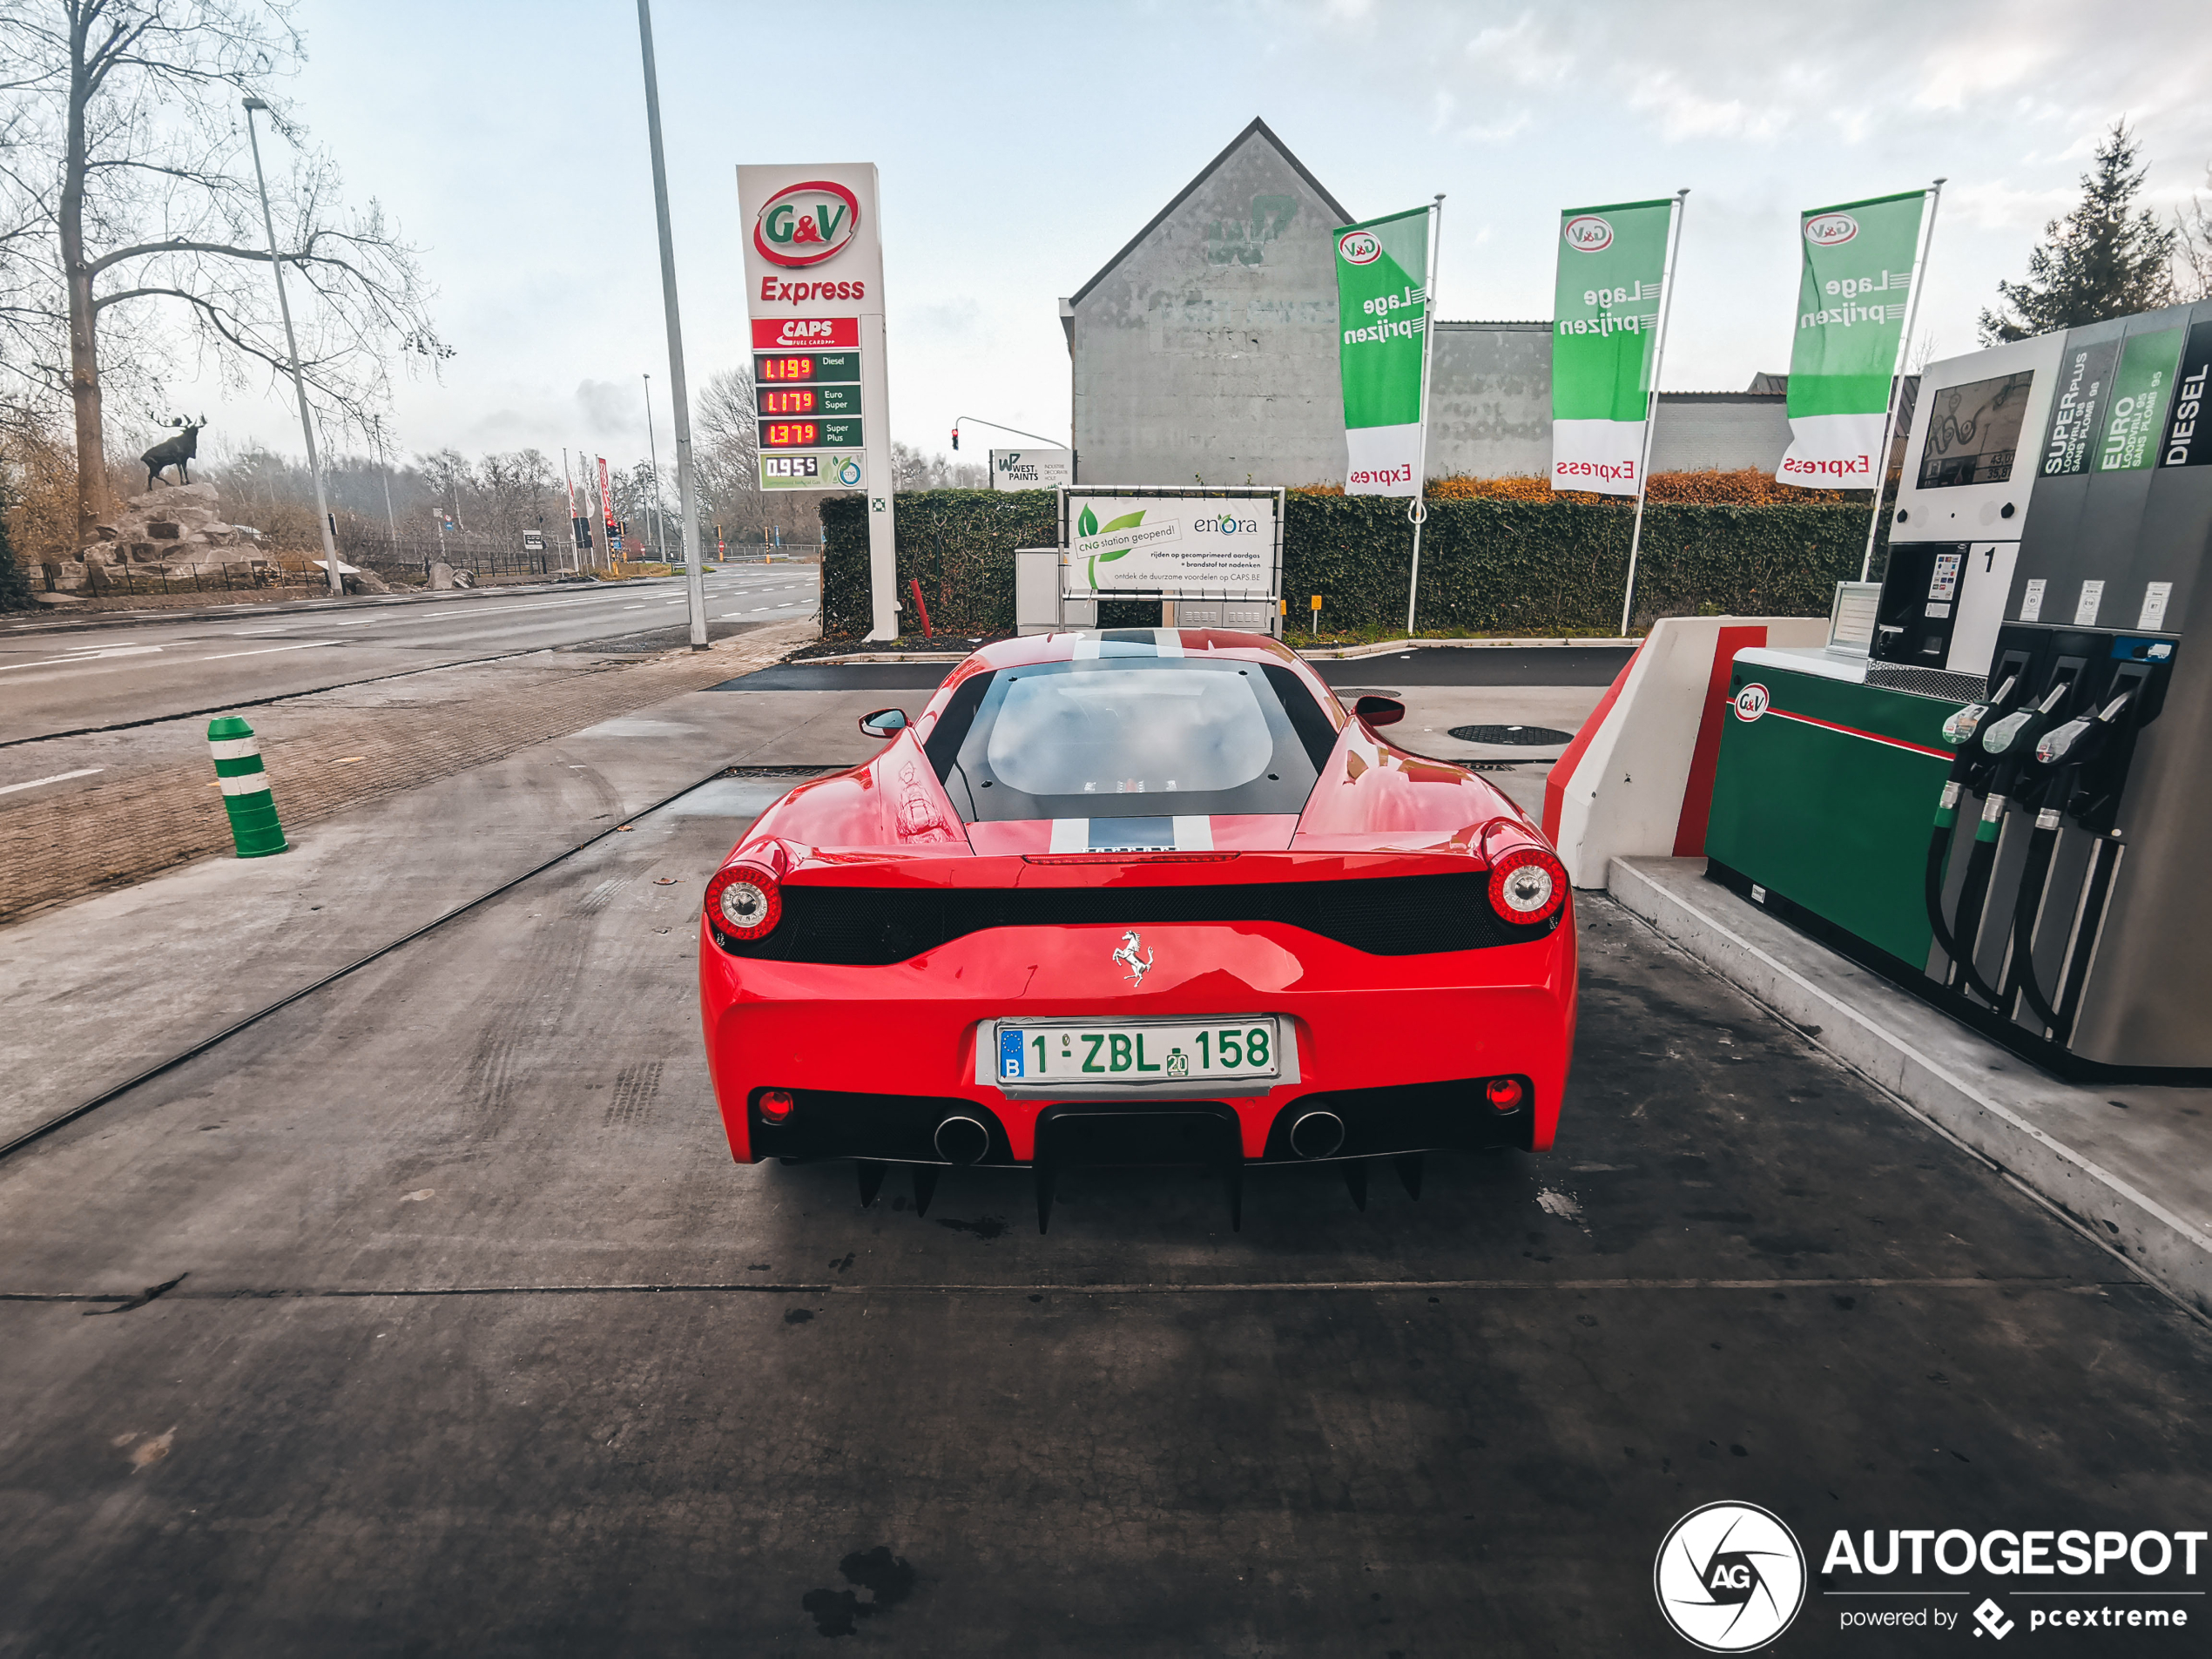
[934,1115,991,1165]
[1288,1109,1345,1160]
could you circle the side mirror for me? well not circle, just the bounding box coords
[858,707,909,738]
[1352,694,1406,729]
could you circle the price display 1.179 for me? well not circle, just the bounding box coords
[759,384,860,417]
[753,350,862,386]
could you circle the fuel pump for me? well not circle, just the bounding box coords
[1703,294,2212,1081]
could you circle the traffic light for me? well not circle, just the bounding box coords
[950,426,959,450]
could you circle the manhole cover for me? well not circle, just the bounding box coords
[1447,724,1574,745]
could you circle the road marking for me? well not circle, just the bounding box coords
[196,640,341,662]
[0,767,105,796]
[622,604,647,610]
[0,644,166,672]
[332,597,613,628]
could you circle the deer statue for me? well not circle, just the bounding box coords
[141,415,207,489]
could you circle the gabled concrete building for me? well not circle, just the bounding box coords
[1060,119,1797,487]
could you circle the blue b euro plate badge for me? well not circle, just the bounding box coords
[999,1028,1025,1080]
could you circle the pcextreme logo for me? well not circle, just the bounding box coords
[1338,229,1382,266]
[1655,1501,1807,1652]
[754,181,861,268]
[1805,212,1859,247]
[1563,214,1614,253]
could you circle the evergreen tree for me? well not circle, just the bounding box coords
[0,486,34,611]
[1979,122,2177,343]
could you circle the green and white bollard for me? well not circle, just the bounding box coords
[206,716,288,858]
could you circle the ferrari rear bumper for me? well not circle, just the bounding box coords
[698,915,1578,1167]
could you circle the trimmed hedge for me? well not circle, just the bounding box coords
[821,489,1883,638]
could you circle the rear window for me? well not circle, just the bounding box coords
[932,658,1332,822]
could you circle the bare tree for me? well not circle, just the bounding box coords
[0,1,445,541]
[2178,163,2212,302]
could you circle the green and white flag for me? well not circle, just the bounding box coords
[1777,191,1927,487]
[1334,207,1432,496]
[1551,199,1676,495]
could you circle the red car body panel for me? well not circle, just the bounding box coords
[698,631,1578,1170]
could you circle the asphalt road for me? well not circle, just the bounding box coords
[0,565,820,745]
[1,754,2203,1654]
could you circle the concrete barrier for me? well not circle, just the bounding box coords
[1542,616,1828,887]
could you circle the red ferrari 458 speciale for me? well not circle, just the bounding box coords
[698,629,1577,1229]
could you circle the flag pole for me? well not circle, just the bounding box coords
[1619,189,1689,638]
[1403,195,1445,637]
[1859,177,1945,582]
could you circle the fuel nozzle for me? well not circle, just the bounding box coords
[2033,690,2134,768]
[1979,680,2072,759]
[1941,673,2019,751]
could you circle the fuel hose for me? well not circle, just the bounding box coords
[2006,804,2066,1033]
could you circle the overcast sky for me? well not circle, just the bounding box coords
[182,0,2212,478]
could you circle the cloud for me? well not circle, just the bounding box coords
[574,379,644,435]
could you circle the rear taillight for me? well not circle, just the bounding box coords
[705,862,781,941]
[758,1089,795,1123]
[1488,846,1567,926]
[1486,1076,1525,1113]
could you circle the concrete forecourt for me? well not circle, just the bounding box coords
[0,625,2206,1654]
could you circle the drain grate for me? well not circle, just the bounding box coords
[1447,725,1574,745]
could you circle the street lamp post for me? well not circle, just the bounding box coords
[643,371,664,563]
[241,96,343,598]
[634,0,707,649]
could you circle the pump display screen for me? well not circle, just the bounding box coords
[1917,371,2035,489]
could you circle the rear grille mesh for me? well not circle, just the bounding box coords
[718,872,1551,965]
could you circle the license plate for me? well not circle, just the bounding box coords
[991,1018,1281,1086]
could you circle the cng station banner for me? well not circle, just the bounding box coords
[1334,207,1432,496]
[1776,191,1927,487]
[1551,199,1676,496]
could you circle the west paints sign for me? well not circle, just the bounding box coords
[1061,493,1278,596]
[1551,199,1675,496]
[1777,190,1926,487]
[1333,207,1432,497]
[989,448,1074,491]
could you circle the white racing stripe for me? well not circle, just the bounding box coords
[1171,815,1213,850]
[1049,818,1089,852]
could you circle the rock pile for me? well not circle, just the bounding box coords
[45,482,267,594]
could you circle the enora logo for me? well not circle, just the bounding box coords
[754,181,861,268]
[1563,214,1614,253]
[1804,212,1858,247]
[1339,229,1382,266]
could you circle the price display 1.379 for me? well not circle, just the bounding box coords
[752,350,861,385]
[760,418,862,449]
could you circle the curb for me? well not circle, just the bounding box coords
[793,636,1641,668]
[1298,636,1640,660]
[1605,855,2212,1321]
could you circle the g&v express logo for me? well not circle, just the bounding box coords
[1563,214,1614,253]
[1732,684,1770,722]
[1339,229,1382,266]
[753,181,861,268]
[1805,212,1859,247]
[1655,1502,1806,1652]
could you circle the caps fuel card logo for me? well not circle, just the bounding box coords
[754,181,861,268]
[1563,214,1614,253]
[1655,1502,1806,1651]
